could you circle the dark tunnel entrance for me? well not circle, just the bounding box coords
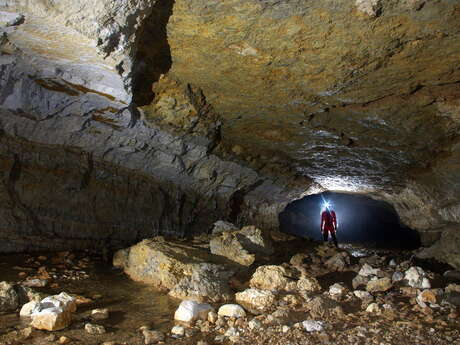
[279,192,421,250]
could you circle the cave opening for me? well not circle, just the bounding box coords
[279,192,421,250]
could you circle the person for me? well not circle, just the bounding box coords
[321,205,338,247]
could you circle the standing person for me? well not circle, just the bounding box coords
[321,205,338,247]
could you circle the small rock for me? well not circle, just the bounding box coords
[171,325,185,338]
[389,259,397,267]
[218,304,246,318]
[282,325,290,333]
[235,288,275,314]
[22,279,48,288]
[366,303,381,313]
[85,323,106,335]
[208,311,218,323]
[224,327,239,337]
[405,267,431,289]
[174,300,214,323]
[325,252,350,271]
[0,281,19,312]
[329,283,348,297]
[355,0,382,17]
[354,290,374,303]
[212,220,238,234]
[31,292,76,331]
[20,327,32,339]
[250,265,294,291]
[45,334,57,341]
[58,336,71,344]
[297,277,321,292]
[248,318,262,330]
[417,289,438,304]
[302,320,325,332]
[444,270,460,282]
[352,274,370,289]
[392,271,404,282]
[91,308,109,320]
[366,278,392,293]
[359,264,380,277]
[143,329,165,344]
[196,341,209,345]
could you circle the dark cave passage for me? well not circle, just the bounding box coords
[279,192,421,250]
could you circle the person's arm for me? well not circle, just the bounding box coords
[332,211,337,231]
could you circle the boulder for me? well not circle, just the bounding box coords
[210,226,274,266]
[113,237,234,298]
[249,265,295,291]
[217,304,246,318]
[31,293,76,331]
[0,281,19,312]
[20,300,39,317]
[168,263,234,303]
[235,288,276,314]
[404,266,431,289]
[366,278,392,293]
[174,300,213,323]
[212,220,238,234]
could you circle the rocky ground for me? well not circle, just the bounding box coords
[1,223,460,345]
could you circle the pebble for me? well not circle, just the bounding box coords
[302,320,325,332]
[171,325,185,338]
[85,323,106,335]
[248,318,262,330]
[91,308,109,320]
[58,336,71,344]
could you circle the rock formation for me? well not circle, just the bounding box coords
[0,0,459,267]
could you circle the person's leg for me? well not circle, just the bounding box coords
[331,232,338,248]
[323,231,328,242]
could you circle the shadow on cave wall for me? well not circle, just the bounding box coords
[279,192,421,250]
[132,0,175,105]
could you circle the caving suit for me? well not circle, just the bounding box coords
[321,209,338,247]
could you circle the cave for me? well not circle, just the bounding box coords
[0,0,459,343]
[279,192,421,249]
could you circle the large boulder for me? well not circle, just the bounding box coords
[0,281,19,312]
[30,292,76,331]
[249,265,296,291]
[235,288,276,314]
[210,226,274,266]
[114,237,235,302]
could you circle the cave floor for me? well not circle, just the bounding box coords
[0,240,459,345]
